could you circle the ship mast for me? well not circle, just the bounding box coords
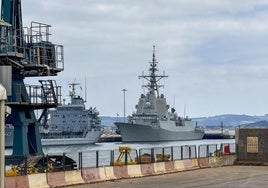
[139,45,168,97]
[68,83,80,99]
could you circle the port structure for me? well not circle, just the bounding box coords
[0,0,64,155]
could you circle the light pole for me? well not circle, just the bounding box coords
[0,84,7,188]
[122,89,127,122]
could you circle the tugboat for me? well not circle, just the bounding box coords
[40,82,103,146]
[115,46,204,142]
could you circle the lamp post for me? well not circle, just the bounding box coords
[0,84,7,188]
[122,89,127,122]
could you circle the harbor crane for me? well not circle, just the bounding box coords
[0,0,64,155]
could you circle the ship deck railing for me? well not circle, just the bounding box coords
[129,113,159,121]
[40,131,85,139]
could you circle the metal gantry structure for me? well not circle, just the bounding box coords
[0,0,64,155]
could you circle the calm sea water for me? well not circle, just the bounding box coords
[5,139,235,155]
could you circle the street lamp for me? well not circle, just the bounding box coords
[122,89,127,122]
[0,84,7,188]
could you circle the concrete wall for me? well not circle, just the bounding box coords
[236,128,268,164]
[5,155,237,188]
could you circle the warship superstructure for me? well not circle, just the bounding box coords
[115,46,204,142]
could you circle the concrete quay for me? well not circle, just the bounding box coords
[63,165,268,188]
[5,155,237,187]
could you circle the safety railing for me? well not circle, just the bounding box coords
[5,142,235,176]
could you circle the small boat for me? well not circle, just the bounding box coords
[98,133,122,142]
[115,46,204,142]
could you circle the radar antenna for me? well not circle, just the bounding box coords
[139,45,168,97]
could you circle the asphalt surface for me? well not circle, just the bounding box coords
[62,166,268,188]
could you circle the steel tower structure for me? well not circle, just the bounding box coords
[0,0,64,155]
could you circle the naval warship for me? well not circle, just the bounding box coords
[115,46,204,142]
[5,82,104,147]
[40,82,104,146]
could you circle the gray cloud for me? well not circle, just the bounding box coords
[19,0,268,117]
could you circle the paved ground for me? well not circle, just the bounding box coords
[62,166,268,188]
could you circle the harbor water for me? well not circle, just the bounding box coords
[5,139,235,155]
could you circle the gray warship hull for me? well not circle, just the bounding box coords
[6,127,103,147]
[115,122,204,142]
[41,130,103,146]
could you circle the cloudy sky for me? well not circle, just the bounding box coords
[19,0,268,118]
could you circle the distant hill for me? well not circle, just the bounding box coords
[100,114,268,128]
[192,114,267,128]
[101,116,124,127]
[239,120,268,128]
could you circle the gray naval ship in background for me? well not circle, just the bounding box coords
[40,82,104,146]
[6,82,104,147]
[115,46,204,142]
